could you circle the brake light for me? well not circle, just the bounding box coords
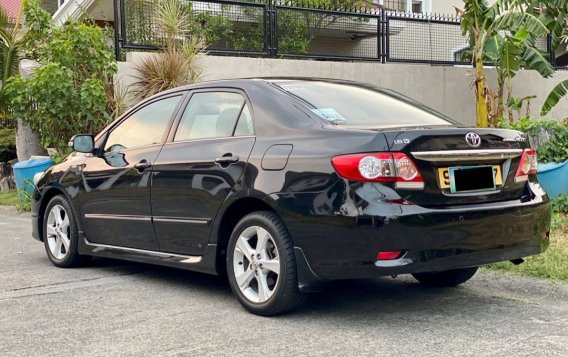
[377,251,403,260]
[331,152,424,189]
[515,149,538,183]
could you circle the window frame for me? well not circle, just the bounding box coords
[97,91,187,155]
[166,88,256,144]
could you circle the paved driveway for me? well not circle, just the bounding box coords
[1,207,567,356]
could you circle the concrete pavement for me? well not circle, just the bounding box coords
[1,207,567,356]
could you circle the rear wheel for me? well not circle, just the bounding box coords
[227,211,305,316]
[412,267,479,287]
[43,195,88,268]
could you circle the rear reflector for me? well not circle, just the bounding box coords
[377,251,403,260]
[515,149,538,183]
[331,152,424,189]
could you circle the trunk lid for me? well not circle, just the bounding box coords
[380,128,530,207]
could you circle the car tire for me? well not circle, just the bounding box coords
[412,267,479,287]
[43,195,88,268]
[227,211,306,316]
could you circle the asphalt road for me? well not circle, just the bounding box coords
[1,207,567,357]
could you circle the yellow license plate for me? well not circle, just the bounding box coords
[438,166,503,189]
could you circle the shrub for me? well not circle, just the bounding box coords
[553,194,568,214]
[0,128,16,163]
[4,0,117,155]
[501,118,568,164]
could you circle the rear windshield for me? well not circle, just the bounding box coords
[274,81,456,127]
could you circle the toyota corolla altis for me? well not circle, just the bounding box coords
[31,79,551,315]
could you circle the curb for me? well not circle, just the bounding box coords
[0,205,30,216]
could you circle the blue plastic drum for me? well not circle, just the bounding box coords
[13,157,53,197]
[537,160,568,199]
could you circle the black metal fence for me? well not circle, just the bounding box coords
[0,118,17,130]
[115,0,555,66]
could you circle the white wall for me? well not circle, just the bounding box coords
[119,53,568,127]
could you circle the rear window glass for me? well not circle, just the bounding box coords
[274,81,456,127]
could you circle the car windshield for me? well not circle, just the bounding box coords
[273,80,457,128]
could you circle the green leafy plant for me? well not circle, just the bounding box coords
[4,0,117,155]
[553,194,568,214]
[0,128,16,162]
[537,126,568,163]
[502,118,568,163]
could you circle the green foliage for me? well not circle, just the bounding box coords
[0,7,24,117]
[458,0,568,127]
[4,1,117,154]
[553,194,568,214]
[0,128,16,162]
[537,128,568,163]
[502,118,568,163]
[541,79,568,116]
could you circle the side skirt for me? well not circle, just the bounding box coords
[78,232,219,275]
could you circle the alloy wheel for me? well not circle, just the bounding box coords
[232,226,281,303]
[46,204,71,260]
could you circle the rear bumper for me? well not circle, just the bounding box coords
[274,182,551,282]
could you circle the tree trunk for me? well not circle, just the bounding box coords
[15,60,48,162]
[475,59,489,128]
[16,119,47,162]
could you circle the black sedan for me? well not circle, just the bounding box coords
[31,78,551,315]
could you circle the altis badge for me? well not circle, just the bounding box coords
[393,139,410,145]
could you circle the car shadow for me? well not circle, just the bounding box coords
[86,257,505,320]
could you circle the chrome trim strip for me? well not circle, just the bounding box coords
[84,239,202,264]
[84,214,151,221]
[153,217,210,224]
[411,149,523,162]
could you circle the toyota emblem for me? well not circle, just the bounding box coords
[465,132,481,147]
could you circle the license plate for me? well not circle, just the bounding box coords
[438,165,502,192]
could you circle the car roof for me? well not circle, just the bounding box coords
[154,77,373,97]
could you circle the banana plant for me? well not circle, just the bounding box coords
[541,80,568,116]
[459,0,558,127]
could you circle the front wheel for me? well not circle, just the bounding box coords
[43,195,88,268]
[227,211,306,316]
[412,267,479,287]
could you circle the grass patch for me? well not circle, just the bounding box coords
[0,190,31,212]
[486,213,568,281]
[0,190,20,207]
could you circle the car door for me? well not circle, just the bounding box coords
[151,90,256,255]
[80,94,185,250]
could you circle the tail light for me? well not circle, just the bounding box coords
[515,149,538,183]
[331,152,424,190]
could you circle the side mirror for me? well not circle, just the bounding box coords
[68,135,94,153]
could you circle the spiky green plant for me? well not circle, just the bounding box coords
[132,0,203,101]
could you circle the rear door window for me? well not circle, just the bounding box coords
[174,92,250,141]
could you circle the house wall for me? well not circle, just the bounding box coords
[431,0,498,15]
[119,53,568,126]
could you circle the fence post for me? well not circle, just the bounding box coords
[269,0,277,58]
[113,0,121,60]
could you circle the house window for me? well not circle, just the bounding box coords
[375,0,430,13]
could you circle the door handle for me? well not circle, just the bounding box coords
[215,155,240,165]
[134,160,152,172]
